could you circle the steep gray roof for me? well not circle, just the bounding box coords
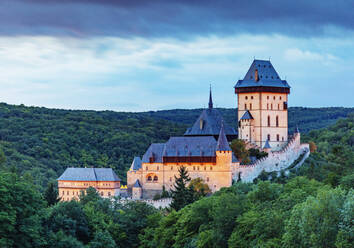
[184,108,237,137]
[164,136,217,157]
[240,110,254,120]
[234,60,291,89]
[141,143,166,163]
[263,139,271,149]
[216,123,232,151]
[58,168,120,181]
[133,179,142,188]
[131,157,142,170]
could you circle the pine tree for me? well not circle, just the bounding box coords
[44,182,60,206]
[171,166,194,211]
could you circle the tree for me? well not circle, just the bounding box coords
[171,166,194,211]
[0,148,6,166]
[89,230,116,248]
[309,141,317,153]
[44,182,60,206]
[230,139,250,164]
[188,178,211,199]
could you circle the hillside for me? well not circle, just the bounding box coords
[0,102,352,189]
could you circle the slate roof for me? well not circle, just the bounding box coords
[234,60,291,89]
[240,110,254,120]
[142,143,165,163]
[184,108,237,137]
[216,123,231,151]
[58,168,120,181]
[133,179,142,188]
[131,157,142,170]
[164,136,217,157]
[263,139,271,149]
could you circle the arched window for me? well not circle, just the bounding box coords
[267,134,270,141]
[250,103,252,110]
[276,116,279,127]
[153,176,158,182]
[245,96,248,100]
[277,134,280,141]
[267,116,270,127]
[147,176,152,181]
[244,103,247,110]
[267,103,269,110]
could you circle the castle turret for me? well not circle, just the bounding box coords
[235,59,291,150]
[132,179,142,199]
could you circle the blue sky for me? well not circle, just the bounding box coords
[0,0,353,111]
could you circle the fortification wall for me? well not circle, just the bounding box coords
[235,133,310,182]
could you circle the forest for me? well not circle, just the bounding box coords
[0,102,352,189]
[0,104,352,247]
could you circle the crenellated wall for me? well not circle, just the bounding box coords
[235,132,310,182]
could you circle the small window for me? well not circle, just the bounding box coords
[157,166,159,171]
[197,167,200,171]
[72,191,74,195]
[267,116,270,127]
[67,191,69,195]
[267,134,270,141]
[267,96,269,100]
[279,96,282,100]
[244,103,247,110]
[245,96,248,100]
[146,166,148,170]
[171,166,173,170]
[251,96,254,99]
[193,166,195,170]
[108,192,111,196]
[282,137,284,141]
[153,176,158,182]
[250,103,252,110]
[207,177,209,182]
[276,116,279,127]
[101,192,104,196]
[278,104,280,110]
[210,167,213,171]
[147,176,152,181]
[273,96,276,100]
[267,103,269,110]
[277,134,280,141]
[271,104,273,110]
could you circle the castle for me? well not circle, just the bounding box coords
[127,59,310,199]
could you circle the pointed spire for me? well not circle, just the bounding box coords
[296,125,300,133]
[216,121,231,151]
[208,84,213,109]
[263,139,271,149]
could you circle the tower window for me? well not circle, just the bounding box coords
[251,96,254,99]
[271,104,273,110]
[280,96,282,100]
[267,116,270,127]
[250,103,252,110]
[278,104,280,110]
[153,176,158,182]
[147,176,152,181]
[267,96,269,100]
[277,134,280,141]
[245,104,247,110]
[273,96,275,100]
[276,116,279,127]
[267,103,269,110]
[267,134,270,141]
[171,166,173,170]
[245,96,248,100]
[157,166,159,171]
[282,137,284,141]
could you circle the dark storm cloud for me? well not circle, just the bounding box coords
[1,0,354,38]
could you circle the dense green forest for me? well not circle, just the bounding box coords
[0,108,353,247]
[0,102,352,190]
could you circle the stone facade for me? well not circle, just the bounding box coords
[236,132,310,182]
[58,180,120,201]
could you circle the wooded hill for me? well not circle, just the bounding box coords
[0,102,352,189]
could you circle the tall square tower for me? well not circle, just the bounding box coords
[234,60,291,150]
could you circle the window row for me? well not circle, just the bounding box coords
[267,115,280,127]
[244,95,283,100]
[267,134,284,142]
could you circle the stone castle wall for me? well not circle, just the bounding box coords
[235,132,310,182]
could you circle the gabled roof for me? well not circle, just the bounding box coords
[240,110,254,120]
[133,179,142,188]
[216,123,231,151]
[58,168,120,181]
[131,157,142,170]
[263,139,271,149]
[184,108,237,137]
[164,136,217,157]
[141,143,165,163]
[234,60,291,89]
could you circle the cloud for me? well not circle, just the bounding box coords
[0,34,353,111]
[1,0,354,38]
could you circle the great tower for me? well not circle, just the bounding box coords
[234,60,291,150]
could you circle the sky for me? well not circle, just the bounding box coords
[0,0,353,111]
